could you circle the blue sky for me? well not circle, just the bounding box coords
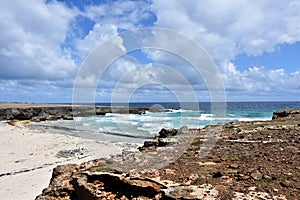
[0,0,300,103]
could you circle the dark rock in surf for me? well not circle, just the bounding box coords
[272,108,300,120]
[158,128,177,138]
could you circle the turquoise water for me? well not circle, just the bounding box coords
[30,102,300,143]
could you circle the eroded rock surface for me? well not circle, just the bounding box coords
[36,108,300,199]
[0,103,154,121]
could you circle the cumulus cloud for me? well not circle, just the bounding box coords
[0,0,78,81]
[150,0,300,100]
[0,0,300,102]
[75,23,119,57]
[110,63,200,102]
[0,0,82,102]
[73,0,154,57]
[0,0,155,102]
[152,0,300,58]
[221,62,300,100]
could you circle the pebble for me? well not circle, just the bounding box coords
[229,164,239,169]
[251,172,262,181]
[240,175,250,180]
[248,186,256,191]
[164,168,176,175]
[263,174,272,180]
[284,172,293,176]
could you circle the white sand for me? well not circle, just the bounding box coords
[0,122,123,200]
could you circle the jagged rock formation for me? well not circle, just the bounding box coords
[272,108,300,120]
[0,103,156,121]
[36,108,300,199]
[35,161,218,200]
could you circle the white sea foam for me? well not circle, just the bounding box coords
[170,109,192,113]
[198,113,270,122]
[236,117,270,121]
[199,114,215,121]
[30,108,272,142]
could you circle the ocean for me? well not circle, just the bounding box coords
[29,102,300,143]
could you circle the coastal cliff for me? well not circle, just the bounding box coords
[0,103,153,121]
[35,108,300,199]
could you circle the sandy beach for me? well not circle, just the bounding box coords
[0,121,125,200]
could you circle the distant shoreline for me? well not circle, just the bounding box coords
[0,102,165,121]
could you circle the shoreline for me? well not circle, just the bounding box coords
[0,121,139,200]
[1,103,299,199]
[0,102,164,121]
[37,108,300,199]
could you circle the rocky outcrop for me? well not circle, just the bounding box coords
[158,127,178,138]
[0,106,73,121]
[138,126,190,151]
[35,164,77,200]
[272,108,300,120]
[0,103,156,121]
[36,108,300,199]
[35,161,218,200]
[95,106,148,115]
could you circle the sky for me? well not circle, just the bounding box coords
[0,0,300,103]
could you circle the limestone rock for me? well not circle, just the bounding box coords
[35,164,76,200]
[31,117,41,122]
[251,172,263,181]
[0,104,166,121]
[158,128,177,138]
[272,108,300,120]
[229,163,239,169]
[63,114,73,120]
[46,115,58,121]
[36,163,166,200]
[272,110,288,119]
[162,184,218,199]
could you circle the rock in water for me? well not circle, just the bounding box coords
[158,128,177,138]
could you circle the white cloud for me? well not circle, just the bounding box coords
[84,0,153,27]
[74,0,154,56]
[0,0,157,102]
[221,62,300,97]
[149,0,300,100]
[110,63,201,102]
[1,0,300,102]
[0,0,78,82]
[75,23,119,57]
[152,0,300,58]
[0,78,73,103]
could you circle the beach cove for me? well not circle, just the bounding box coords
[0,102,150,200]
[0,102,299,199]
[0,121,132,199]
[36,108,300,199]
